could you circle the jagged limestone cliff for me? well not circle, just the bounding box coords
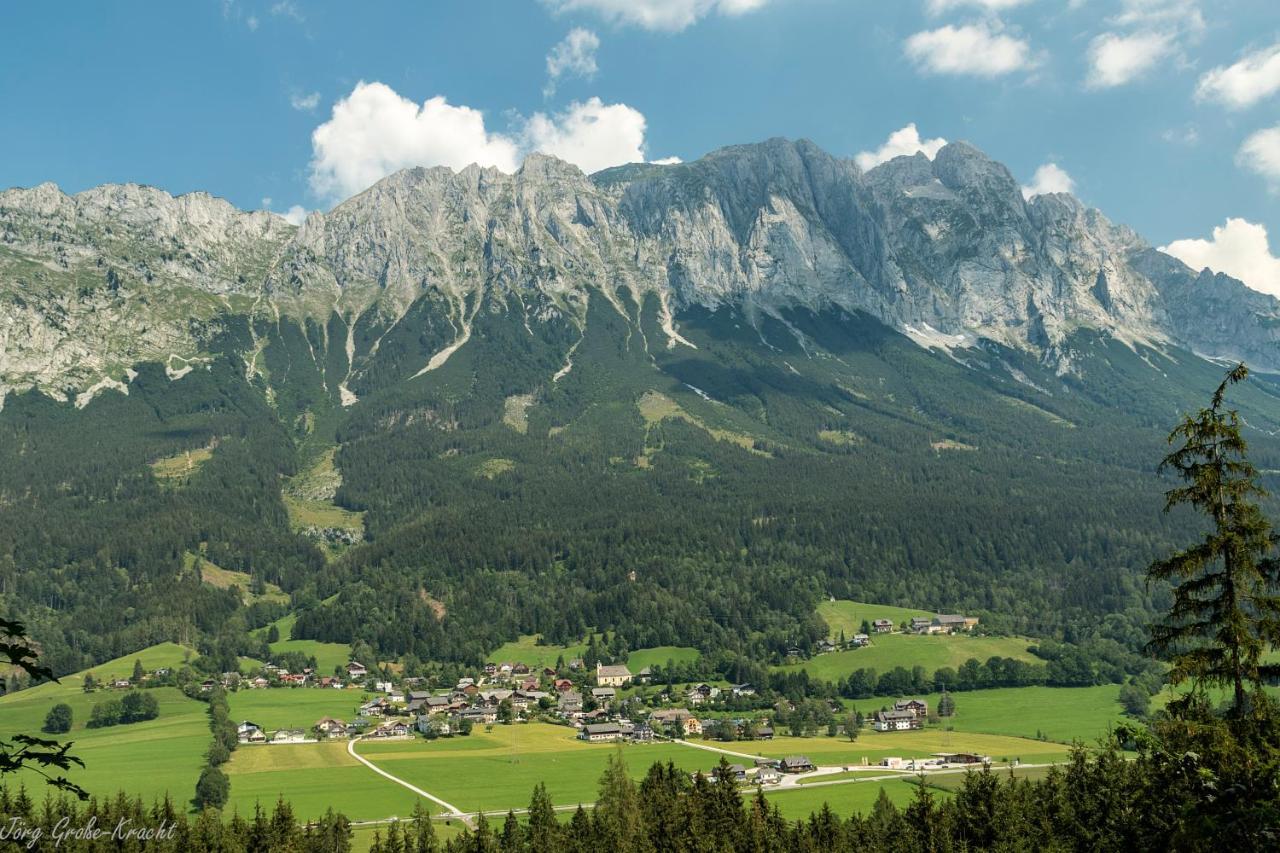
[2,138,1276,407]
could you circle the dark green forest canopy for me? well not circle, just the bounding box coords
[5,291,1280,675]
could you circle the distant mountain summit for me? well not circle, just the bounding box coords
[2,137,1277,406]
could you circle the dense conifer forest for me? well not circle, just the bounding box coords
[4,300,1280,677]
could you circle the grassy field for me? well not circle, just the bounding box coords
[626,646,700,671]
[255,613,351,674]
[485,635,699,673]
[0,643,208,805]
[225,741,422,822]
[227,686,366,731]
[358,724,718,813]
[778,633,1037,681]
[817,600,934,638]
[487,635,589,668]
[722,729,1072,768]
[915,685,1125,744]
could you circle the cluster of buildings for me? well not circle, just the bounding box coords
[871,699,928,732]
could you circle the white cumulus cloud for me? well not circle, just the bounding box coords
[1238,125,1280,188]
[522,98,647,174]
[308,83,654,201]
[1085,31,1174,88]
[855,124,947,171]
[1161,218,1280,297]
[1021,163,1075,199]
[904,23,1036,78]
[281,205,309,226]
[545,28,600,97]
[543,0,770,33]
[1195,42,1280,110]
[308,82,522,201]
[651,156,683,165]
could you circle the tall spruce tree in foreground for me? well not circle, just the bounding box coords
[1148,363,1280,712]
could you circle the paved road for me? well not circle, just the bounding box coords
[347,736,471,824]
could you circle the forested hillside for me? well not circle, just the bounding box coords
[5,281,1280,677]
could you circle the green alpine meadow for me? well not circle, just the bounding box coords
[3,2,1280,851]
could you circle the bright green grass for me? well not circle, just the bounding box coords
[816,600,933,638]
[227,687,366,731]
[484,636,697,672]
[358,724,719,813]
[255,613,352,674]
[626,646,700,671]
[0,679,208,805]
[777,633,1037,682]
[225,741,420,822]
[764,776,927,820]
[733,730,1071,767]
[487,635,588,668]
[911,685,1124,744]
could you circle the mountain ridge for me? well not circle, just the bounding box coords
[2,137,1278,408]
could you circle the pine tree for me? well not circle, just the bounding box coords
[500,810,522,851]
[1147,363,1280,711]
[594,753,649,853]
[131,659,145,682]
[410,800,438,853]
[525,782,560,852]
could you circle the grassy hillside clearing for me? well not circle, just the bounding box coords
[254,612,352,674]
[817,600,934,637]
[185,551,288,604]
[778,633,1038,681]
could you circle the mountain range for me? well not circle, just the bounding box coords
[3,137,1279,409]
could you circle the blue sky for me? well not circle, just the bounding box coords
[3,1,1278,291]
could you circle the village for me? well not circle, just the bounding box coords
[224,654,990,785]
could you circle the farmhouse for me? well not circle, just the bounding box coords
[369,721,412,739]
[595,662,633,687]
[631,722,655,742]
[755,768,782,785]
[910,617,937,634]
[873,709,922,731]
[731,683,756,697]
[780,756,815,773]
[346,661,368,678]
[933,614,979,633]
[272,729,309,744]
[872,619,893,633]
[591,687,616,705]
[314,717,349,738]
[686,683,719,705]
[237,721,266,744]
[851,633,870,647]
[558,691,583,713]
[580,722,624,742]
[894,699,929,717]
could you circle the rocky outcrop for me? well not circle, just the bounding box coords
[2,138,1277,404]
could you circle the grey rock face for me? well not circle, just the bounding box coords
[1,138,1276,404]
